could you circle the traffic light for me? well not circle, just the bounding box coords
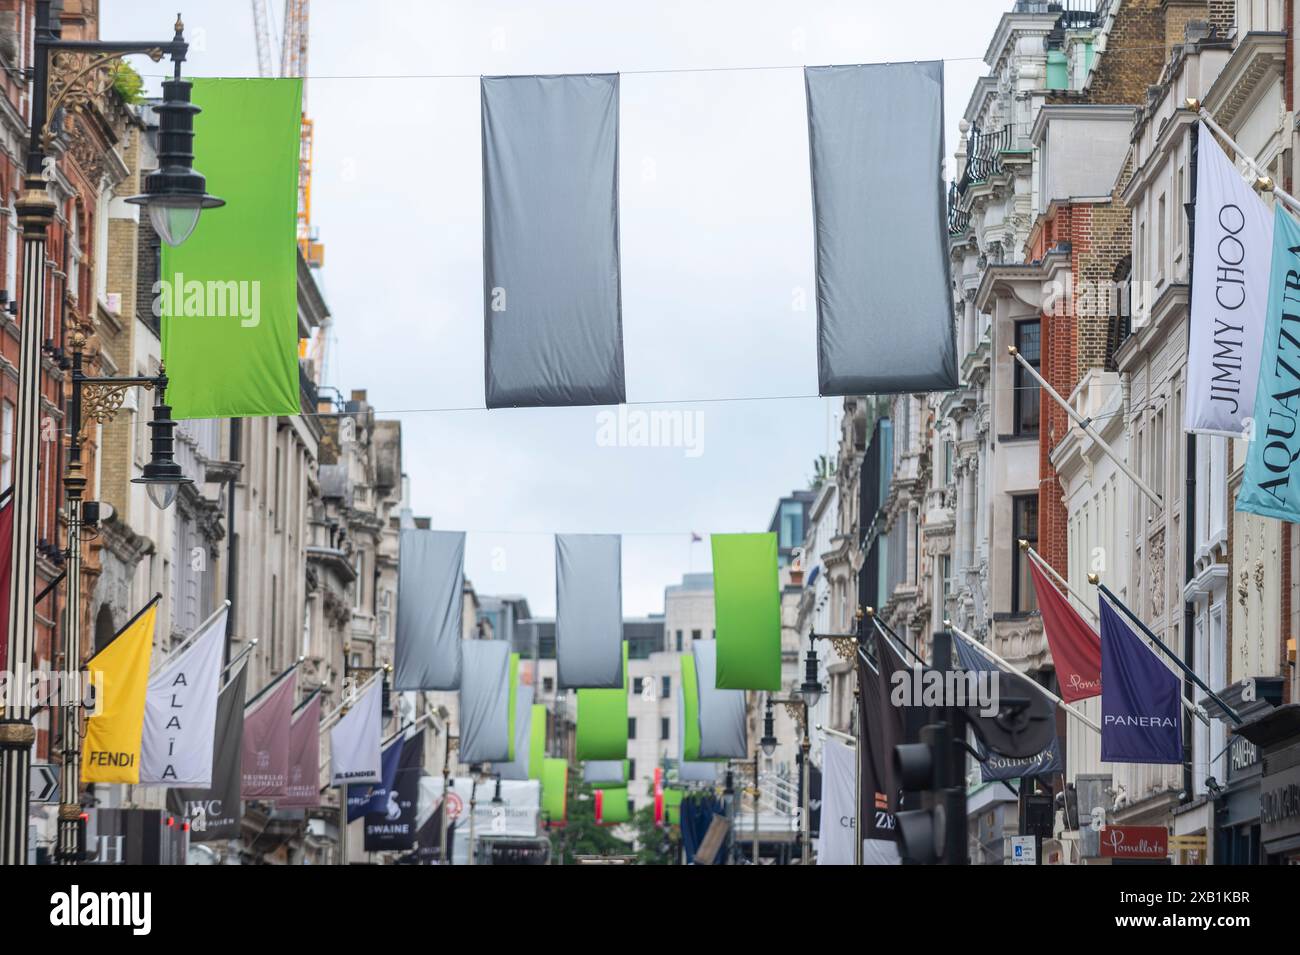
[893,722,949,864]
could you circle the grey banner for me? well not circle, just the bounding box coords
[556,533,623,688]
[457,640,512,764]
[395,529,465,690]
[481,73,626,408]
[583,760,627,785]
[497,686,536,780]
[805,62,957,395]
[692,641,747,759]
[167,663,247,841]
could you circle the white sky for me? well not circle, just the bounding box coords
[106,0,1013,616]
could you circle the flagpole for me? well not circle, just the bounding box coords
[243,655,306,712]
[222,639,258,678]
[946,622,1101,735]
[1090,577,1242,724]
[319,668,383,731]
[1191,101,1300,216]
[1008,345,1162,508]
[1021,542,1099,624]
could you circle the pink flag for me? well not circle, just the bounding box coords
[280,692,322,808]
[241,671,297,798]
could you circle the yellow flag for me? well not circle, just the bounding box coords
[81,599,159,784]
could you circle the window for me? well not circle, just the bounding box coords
[1174,167,1185,256]
[675,630,682,652]
[778,500,804,553]
[4,194,17,302]
[661,675,671,699]
[691,629,701,642]
[353,552,363,609]
[1013,320,1040,437]
[627,717,637,739]
[1011,495,1039,614]
[67,203,81,306]
[543,676,554,693]
[632,677,644,696]
[628,760,636,781]
[660,717,670,741]
[1156,193,1167,283]
[0,400,12,490]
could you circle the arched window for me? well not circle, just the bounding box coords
[4,193,18,301]
[67,202,81,302]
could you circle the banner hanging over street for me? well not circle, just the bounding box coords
[711,532,781,690]
[576,642,629,760]
[161,78,302,419]
[556,533,624,688]
[481,73,626,408]
[394,529,465,691]
[804,62,957,395]
[458,640,513,763]
[692,640,747,759]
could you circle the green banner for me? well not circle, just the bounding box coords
[664,787,684,825]
[711,533,781,690]
[506,653,520,761]
[681,652,701,762]
[576,642,628,760]
[598,787,630,824]
[161,78,303,419]
[541,757,568,824]
[528,703,546,780]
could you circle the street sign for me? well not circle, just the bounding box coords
[29,764,58,803]
[1010,835,1036,865]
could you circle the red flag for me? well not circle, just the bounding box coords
[653,767,664,826]
[0,499,11,673]
[594,788,604,825]
[1029,561,1101,702]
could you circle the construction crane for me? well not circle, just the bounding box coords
[250,0,324,269]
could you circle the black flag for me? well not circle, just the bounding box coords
[858,643,900,841]
[168,662,248,841]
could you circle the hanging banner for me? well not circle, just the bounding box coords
[1186,122,1274,436]
[596,787,630,825]
[481,73,626,408]
[583,760,628,785]
[168,662,248,841]
[711,532,781,690]
[280,692,323,809]
[871,630,909,816]
[805,62,957,395]
[541,758,568,825]
[855,649,899,842]
[348,732,403,822]
[528,702,546,781]
[160,78,302,419]
[82,598,160,785]
[663,787,683,825]
[817,739,856,865]
[364,731,424,852]
[677,652,723,781]
[576,642,628,760]
[498,685,536,780]
[330,677,382,786]
[692,641,747,759]
[1238,205,1300,521]
[951,635,1062,782]
[242,670,297,797]
[394,529,465,691]
[555,533,623,688]
[140,605,228,786]
[1029,562,1101,702]
[1099,599,1182,764]
[458,640,512,763]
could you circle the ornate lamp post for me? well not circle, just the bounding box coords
[0,3,220,866]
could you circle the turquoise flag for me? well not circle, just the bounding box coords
[1238,205,1300,521]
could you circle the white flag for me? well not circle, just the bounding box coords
[330,678,382,786]
[139,605,228,787]
[1186,121,1274,436]
[817,739,856,865]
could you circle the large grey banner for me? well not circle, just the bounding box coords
[395,529,465,691]
[692,641,747,759]
[167,662,247,841]
[457,640,512,764]
[481,73,626,408]
[556,533,623,688]
[805,62,957,395]
[496,685,536,781]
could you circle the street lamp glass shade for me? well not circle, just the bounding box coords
[148,197,205,247]
[145,481,180,511]
[799,681,822,710]
[760,736,778,757]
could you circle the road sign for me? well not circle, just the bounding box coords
[29,763,58,803]
[1010,835,1036,865]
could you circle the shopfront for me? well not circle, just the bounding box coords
[1237,704,1300,865]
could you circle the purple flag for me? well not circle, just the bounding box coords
[347,734,403,822]
[280,693,322,809]
[1099,600,1182,764]
[241,672,297,798]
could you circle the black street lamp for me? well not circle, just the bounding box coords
[1,4,222,867]
[760,697,778,757]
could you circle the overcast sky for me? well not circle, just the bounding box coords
[106,0,1013,617]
